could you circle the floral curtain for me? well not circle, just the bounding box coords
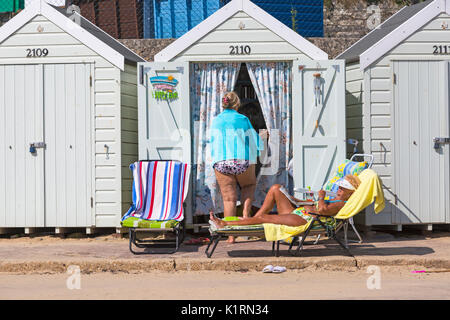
[246,62,293,207]
[190,63,241,215]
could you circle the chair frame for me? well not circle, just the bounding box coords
[294,154,373,246]
[287,214,353,257]
[129,220,186,255]
[125,160,189,255]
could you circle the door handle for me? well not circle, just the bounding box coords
[433,137,450,149]
[29,142,46,154]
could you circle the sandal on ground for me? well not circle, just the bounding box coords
[184,238,202,245]
[185,237,210,245]
[272,266,287,273]
[262,265,274,273]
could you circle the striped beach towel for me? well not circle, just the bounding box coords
[122,161,191,223]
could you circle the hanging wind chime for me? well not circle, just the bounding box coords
[313,72,322,107]
[313,69,323,130]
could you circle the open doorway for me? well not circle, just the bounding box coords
[190,61,292,223]
[234,63,267,177]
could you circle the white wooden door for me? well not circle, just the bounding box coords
[44,64,94,227]
[292,60,346,195]
[138,62,192,222]
[393,60,449,224]
[0,65,45,227]
[138,62,191,163]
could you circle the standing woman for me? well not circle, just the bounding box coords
[210,92,263,243]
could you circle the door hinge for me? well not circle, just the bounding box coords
[91,197,94,208]
[393,73,397,85]
[89,75,92,87]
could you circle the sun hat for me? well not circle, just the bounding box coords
[335,178,356,191]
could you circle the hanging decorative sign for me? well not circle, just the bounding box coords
[150,75,179,100]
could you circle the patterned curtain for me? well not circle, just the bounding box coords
[246,62,293,207]
[190,63,241,215]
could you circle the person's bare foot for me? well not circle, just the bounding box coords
[209,212,226,229]
[227,236,235,244]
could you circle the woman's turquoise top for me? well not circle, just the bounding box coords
[210,109,263,164]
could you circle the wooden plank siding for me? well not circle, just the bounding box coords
[0,15,125,228]
[94,61,122,227]
[0,16,98,61]
[172,12,311,62]
[361,13,450,225]
[345,62,364,159]
[120,63,138,215]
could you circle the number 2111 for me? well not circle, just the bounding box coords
[433,45,450,54]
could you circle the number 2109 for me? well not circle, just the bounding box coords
[26,48,49,58]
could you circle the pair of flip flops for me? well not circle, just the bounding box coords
[262,265,287,273]
[184,237,210,245]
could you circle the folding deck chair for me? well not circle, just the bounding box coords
[121,160,191,255]
[205,155,381,258]
[286,168,385,257]
[294,154,374,245]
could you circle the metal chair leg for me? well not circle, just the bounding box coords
[330,231,354,257]
[205,235,221,258]
[313,234,321,245]
[288,237,297,252]
[276,241,280,257]
[343,220,349,248]
[315,219,354,258]
[349,217,363,243]
[336,218,363,245]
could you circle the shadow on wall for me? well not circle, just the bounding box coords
[345,88,363,157]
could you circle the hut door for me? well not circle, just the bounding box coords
[139,62,192,222]
[0,65,45,228]
[139,62,191,164]
[292,60,346,195]
[393,60,450,224]
[43,64,94,227]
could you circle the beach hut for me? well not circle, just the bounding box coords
[338,0,450,229]
[0,0,145,234]
[139,0,346,229]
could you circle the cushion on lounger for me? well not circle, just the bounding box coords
[323,160,368,193]
[121,216,180,229]
[209,216,264,234]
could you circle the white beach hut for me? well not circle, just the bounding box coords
[338,0,450,229]
[139,0,347,229]
[0,0,145,233]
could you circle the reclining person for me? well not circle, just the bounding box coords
[209,175,361,229]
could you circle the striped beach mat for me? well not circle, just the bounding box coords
[121,161,191,224]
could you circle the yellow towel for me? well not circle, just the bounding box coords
[263,169,385,242]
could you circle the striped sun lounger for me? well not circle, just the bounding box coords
[122,160,191,254]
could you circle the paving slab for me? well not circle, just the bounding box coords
[0,231,449,273]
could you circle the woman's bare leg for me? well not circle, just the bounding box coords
[210,211,306,228]
[236,164,256,219]
[215,170,238,243]
[253,184,296,218]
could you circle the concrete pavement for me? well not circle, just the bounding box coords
[0,230,449,274]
